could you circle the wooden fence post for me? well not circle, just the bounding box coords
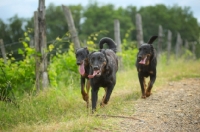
[185,40,189,50]
[166,30,172,65]
[136,13,144,48]
[62,5,80,49]
[114,19,123,69]
[157,25,163,57]
[175,33,182,59]
[0,39,7,64]
[34,11,41,92]
[34,0,49,90]
[29,38,34,48]
[192,42,196,59]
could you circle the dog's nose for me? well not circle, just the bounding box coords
[76,62,81,65]
[138,55,142,59]
[93,66,99,70]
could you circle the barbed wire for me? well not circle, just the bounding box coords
[4,42,21,47]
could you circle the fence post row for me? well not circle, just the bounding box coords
[136,13,144,48]
[114,19,123,69]
[62,5,80,50]
[0,39,7,64]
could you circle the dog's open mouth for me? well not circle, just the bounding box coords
[79,62,85,76]
[139,56,147,65]
[88,70,101,78]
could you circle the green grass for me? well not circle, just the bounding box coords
[1,57,200,131]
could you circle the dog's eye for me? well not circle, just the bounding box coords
[91,58,94,62]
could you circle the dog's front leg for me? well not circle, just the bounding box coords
[86,79,90,108]
[102,85,114,105]
[81,77,88,102]
[100,87,107,107]
[146,74,156,97]
[138,73,146,98]
[91,86,99,113]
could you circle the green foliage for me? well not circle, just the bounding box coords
[48,43,79,88]
[119,28,138,68]
[1,56,200,131]
[81,2,134,41]
[0,31,36,96]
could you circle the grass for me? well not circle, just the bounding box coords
[0,57,200,131]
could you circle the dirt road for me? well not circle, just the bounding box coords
[119,78,200,132]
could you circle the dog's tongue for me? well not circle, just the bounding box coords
[88,70,99,78]
[79,62,85,76]
[139,57,147,64]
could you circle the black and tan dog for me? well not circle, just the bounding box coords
[88,37,118,112]
[75,47,90,107]
[136,36,158,98]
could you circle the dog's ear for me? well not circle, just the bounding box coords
[102,50,109,70]
[84,47,89,54]
[147,36,158,44]
[88,51,94,61]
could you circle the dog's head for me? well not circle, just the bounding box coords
[88,51,107,78]
[75,47,89,75]
[137,36,158,65]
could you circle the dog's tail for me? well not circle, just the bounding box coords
[99,37,117,53]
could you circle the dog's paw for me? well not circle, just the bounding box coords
[82,94,89,102]
[141,95,146,99]
[146,92,151,97]
[100,102,107,107]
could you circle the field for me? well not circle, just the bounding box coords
[0,57,200,131]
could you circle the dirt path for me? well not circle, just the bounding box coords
[119,78,200,132]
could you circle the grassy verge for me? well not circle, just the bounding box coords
[0,58,200,131]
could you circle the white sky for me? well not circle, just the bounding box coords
[0,0,199,23]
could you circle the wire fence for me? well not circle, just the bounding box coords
[0,38,71,61]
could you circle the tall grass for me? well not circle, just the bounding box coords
[0,54,200,131]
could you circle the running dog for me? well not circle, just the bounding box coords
[136,36,158,98]
[75,47,90,107]
[88,37,118,112]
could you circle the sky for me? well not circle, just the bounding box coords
[0,0,200,23]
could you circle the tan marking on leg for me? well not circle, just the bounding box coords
[146,81,152,97]
[141,78,146,98]
[149,71,154,74]
[86,80,90,108]
[100,88,107,107]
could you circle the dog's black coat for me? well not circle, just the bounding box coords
[75,47,90,107]
[136,36,158,98]
[88,37,118,111]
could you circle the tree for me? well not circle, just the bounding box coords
[0,19,11,44]
[139,4,199,50]
[81,2,134,43]
[8,15,25,42]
